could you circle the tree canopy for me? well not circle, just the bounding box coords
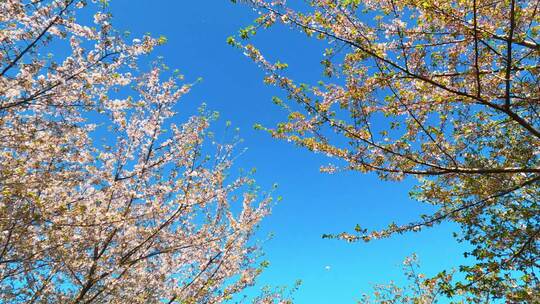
[231,0,539,302]
[0,1,274,302]
[1,0,538,302]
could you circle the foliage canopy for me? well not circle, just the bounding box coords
[233,0,539,302]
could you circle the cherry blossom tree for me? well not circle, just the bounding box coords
[0,1,274,302]
[360,254,452,304]
[231,0,539,302]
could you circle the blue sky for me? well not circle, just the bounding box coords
[105,1,466,302]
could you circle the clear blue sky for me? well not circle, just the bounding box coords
[105,1,466,302]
